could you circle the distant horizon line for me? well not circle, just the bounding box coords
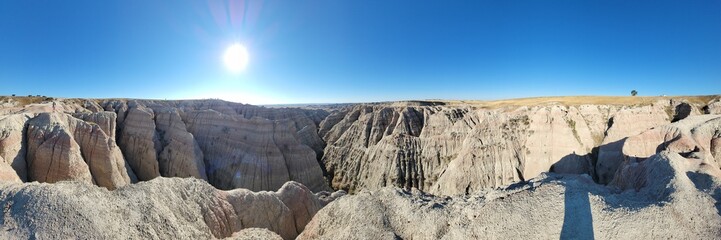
[3,94,720,106]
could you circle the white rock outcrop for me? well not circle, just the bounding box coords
[319,101,693,195]
[26,113,131,189]
[0,178,343,240]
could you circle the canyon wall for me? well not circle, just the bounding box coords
[1,96,720,197]
[0,99,331,192]
[2,96,721,238]
[302,113,721,239]
[319,98,719,195]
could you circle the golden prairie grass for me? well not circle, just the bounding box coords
[0,96,53,106]
[438,95,720,109]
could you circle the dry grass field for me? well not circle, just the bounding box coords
[437,95,721,109]
[0,96,55,106]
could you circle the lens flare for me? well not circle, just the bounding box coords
[223,43,249,72]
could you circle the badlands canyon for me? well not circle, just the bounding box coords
[1,95,721,239]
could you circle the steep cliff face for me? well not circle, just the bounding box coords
[318,99,716,195]
[3,96,721,238]
[0,98,343,238]
[116,104,162,181]
[26,113,131,189]
[1,96,719,197]
[0,114,32,181]
[594,104,672,184]
[102,99,331,192]
[0,98,331,193]
[182,110,328,192]
[154,109,207,179]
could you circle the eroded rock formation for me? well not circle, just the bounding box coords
[300,151,721,239]
[26,113,131,189]
[117,104,161,181]
[102,100,331,192]
[0,178,344,239]
[319,101,684,194]
[0,95,720,239]
[155,108,207,179]
[0,98,331,192]
[3,96,720,196]
[0,114,32,181]
[179,110,325,191]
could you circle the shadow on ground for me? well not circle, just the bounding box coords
[560,187,595,240]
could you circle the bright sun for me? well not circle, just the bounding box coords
[223,43,249,73]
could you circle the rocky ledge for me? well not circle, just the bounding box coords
[0,178,344,239]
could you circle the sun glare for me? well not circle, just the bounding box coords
[223,43,249,73]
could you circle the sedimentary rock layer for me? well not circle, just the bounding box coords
[1,96,721,239]
[0,113,32,181]
[1,96,720,197]
[319,99,716,195]
[26,113,131,189]
[100,100,331,192]
[0,98,331,192]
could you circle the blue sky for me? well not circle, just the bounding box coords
[1,0,720,104]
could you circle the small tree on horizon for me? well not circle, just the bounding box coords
[631,90,638,96]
